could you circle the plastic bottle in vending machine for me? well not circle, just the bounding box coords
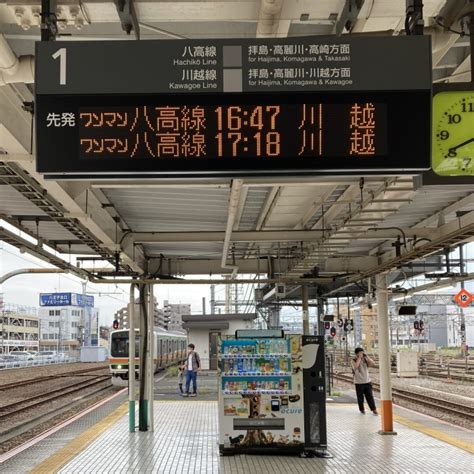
[237,357,243,373]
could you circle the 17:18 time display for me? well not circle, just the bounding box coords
[214,106,281,157]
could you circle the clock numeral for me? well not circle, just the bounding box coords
[447,114,461,124]
[461,101,474,113]
[447,149,457,158]
[439,130,449,140]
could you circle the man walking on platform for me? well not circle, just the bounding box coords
[352,347,378,415]
[184,343,201,398]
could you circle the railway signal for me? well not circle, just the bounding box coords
[324,322,331,330]
[330,327,337,337]
[344,319,353,332]
[414,320,420,330]
[113,319,119,330]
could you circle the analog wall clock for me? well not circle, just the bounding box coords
[432,91,474,176]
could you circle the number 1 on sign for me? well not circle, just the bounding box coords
[52,48,67,85]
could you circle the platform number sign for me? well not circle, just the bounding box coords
[454,288,474,308]
[52,48,67,85]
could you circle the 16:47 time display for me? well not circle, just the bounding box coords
[214,106,281,157]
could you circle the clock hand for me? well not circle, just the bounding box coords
[448,137,474,153]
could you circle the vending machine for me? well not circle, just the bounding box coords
[218,329,327,457]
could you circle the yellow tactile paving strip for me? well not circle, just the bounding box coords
[393,414,474,455]
[29,403,128,474]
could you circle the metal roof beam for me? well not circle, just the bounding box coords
[333,0,365,35]
[414,192,474,228]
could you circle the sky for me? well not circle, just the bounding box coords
[0,241,217,326]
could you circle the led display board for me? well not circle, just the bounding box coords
[35,36,431,177]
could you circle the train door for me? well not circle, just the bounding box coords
[159,338,163,367]
[163,339,168,365]
[209,332,220,370]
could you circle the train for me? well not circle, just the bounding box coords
[109,328,188,387]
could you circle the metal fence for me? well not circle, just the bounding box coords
[0,356,79,370]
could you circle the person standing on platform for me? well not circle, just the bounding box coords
[183,343,201,398]
[352,347,378,415]
[178,364,185,396]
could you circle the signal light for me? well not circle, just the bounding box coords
[330,327,337,337]
[414,320,419,330]
[113,320,119,330]
[419,320,424,331]
[324,322,330,330]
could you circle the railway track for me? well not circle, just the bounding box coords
[0,365,108,391]
[0,375,111,420]
[334,373,474,422]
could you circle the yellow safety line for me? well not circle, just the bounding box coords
[29,403,128,474]
[393,414,474,454]
[154,400,217,403]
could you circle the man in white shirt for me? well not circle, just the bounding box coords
[351,347,378,415]
[183,343,201,397]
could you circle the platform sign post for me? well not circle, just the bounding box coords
[376,273,396,435]
[35,36,431,178]
[128,284,136,432]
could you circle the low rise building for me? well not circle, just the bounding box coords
[38,293,98,355]
[164,301,190,333]
[0,307,39,354]
[182,313,256,370]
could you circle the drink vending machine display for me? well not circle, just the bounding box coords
[218,330,328,457]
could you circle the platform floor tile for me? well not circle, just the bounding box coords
[56,401,473,474]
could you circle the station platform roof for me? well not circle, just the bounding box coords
[0,1,473,298]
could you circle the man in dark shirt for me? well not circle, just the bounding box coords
[183,343,201,397]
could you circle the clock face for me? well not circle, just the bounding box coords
[432,91,474,176]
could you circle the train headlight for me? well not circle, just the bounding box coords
[117,365,122,369]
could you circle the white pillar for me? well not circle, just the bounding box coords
[375,273,396,434]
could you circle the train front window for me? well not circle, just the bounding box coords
[111,333,140,357]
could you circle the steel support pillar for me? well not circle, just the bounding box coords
[302,285,310,335]
[128,284,136,432]
[138,284,148,431]
[375,273,397,435]
[317,298,325,336]
[147,284,155,431]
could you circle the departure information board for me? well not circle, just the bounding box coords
[35,36,431,177]
[76,102,387,160]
